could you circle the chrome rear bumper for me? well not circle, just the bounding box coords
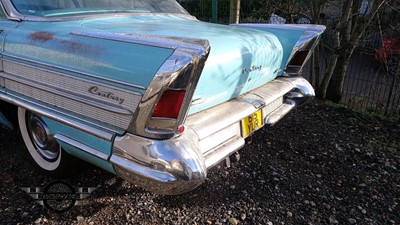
[110,76,314,195]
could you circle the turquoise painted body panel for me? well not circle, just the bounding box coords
[236,26,305,71]
[0,13,310,173]
[42,116,116,173]
[2,15,305,114]
[3,21,175,93]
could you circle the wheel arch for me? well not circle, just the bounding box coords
[0,100,18,128]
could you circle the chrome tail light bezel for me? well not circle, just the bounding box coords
[128,37,210,140]
[285,25,326,76]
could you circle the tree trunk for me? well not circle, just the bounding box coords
[325,53,352,102]
[323,0,388,102]
[317,53,339,100]
[229,0,241,24]
[310,0,321,88]
[311,45,321,88]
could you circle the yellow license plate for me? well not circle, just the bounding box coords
[241,109,264,137]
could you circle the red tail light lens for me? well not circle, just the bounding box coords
[289,51,309,66]
[152,90,186,119]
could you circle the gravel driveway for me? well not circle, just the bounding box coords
[0,101,399,225]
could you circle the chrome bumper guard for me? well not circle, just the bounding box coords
[110,76,314,195]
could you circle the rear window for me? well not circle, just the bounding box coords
[10,0,188,17]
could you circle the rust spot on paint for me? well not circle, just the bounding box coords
[29,31,102,56]
[60,40,101,55]
[29,32,54,42]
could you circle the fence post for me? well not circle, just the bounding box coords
[212,0,218,23]
[385,61,400,116]
[229,0,241,24]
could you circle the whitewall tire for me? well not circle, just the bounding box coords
[18,107,83,176]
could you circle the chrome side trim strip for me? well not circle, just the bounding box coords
[2,73,133,115]
[2,54,146,91]
[4,80,133,129]
[0,92,114,141]
[54,134,109,161]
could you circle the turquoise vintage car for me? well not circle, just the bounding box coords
[0,0,324,194]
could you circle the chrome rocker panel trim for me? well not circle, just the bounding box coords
[110,76,314,195]
[55,134,109,161]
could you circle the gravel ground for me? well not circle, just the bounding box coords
[0,101,399,225]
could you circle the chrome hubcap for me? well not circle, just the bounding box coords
[27,114,60,162]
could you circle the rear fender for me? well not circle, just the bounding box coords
[232,24,326,75]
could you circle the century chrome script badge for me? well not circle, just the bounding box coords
[88,86,125,105]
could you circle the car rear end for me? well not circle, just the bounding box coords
[109,24,325,195]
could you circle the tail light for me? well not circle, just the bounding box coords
[126,36,210,140]
[289,50,309,66]
[152,90,186,119]
[285,50,311,75]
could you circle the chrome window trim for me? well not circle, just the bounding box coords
[0,1,6,18]
[0,0,21,21]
